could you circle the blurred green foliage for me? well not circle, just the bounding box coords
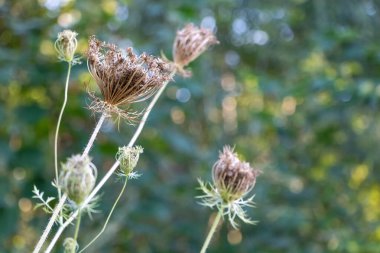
[1,0,380,252]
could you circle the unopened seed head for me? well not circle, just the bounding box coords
[212,146,259,202]
[63,237,78,253]
[116,146,143,174]
[55,30,78,63]
[59,154,97,205]
[173,23,219,77]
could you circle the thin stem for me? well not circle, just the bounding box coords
[82,113,106,157]
[44,71,175,253]
[54,62,72,223]
[45,163,120,253]
[33,194,67,253]
[36,113,106,253]
[200,210,223,253]
[79,179,128,252]
[74,209,82,241]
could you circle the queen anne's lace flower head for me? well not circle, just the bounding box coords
[198,146,260,228]
[55,30,80,64]
[87,36,173,121]
[59,154,97,205]
[173,24,219,77]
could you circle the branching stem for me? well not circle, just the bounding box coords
[79,178,128,252]
[44,70,176,253]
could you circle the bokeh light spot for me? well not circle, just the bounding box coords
[224,51,240,67]
[281,96,296,116]
[349,164,369,189]
[171,107,185,124]
[39,40,55,56]
[13,168,26,181]
[176,88,191,103]
[227,229,242,245]
[58,10,81,28]
[201,16,216,31]
[221,73,236,92]
[18,198,32,213]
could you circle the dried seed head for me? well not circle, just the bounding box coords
[55,30,79,63]
[212,146,259,202]
[173,23,219,77]
[87,36,173,120]
[116,145,143,175]
[59,154,97,205]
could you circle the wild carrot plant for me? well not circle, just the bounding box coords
[197,146,261,253]
[33,23,220,253]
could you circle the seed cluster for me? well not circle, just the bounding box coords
[55,30,78,63]
[87,36,173,119]
[173,24,219,76]
[212,146,259,202]
[59,154,97,205]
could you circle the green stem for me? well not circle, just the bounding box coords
[74,209,82,242]
[200,210,223,253]
[54,62,72,222]
[79,179,128,252]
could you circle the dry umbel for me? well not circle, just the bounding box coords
[173,23,219,77]
[87,36,173,120]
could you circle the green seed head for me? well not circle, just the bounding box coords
[116,146,143,175]
[55,30,78,63]
[59,154,97,205]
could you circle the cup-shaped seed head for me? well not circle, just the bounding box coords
[212,146,259,203]
[59,154,97,205]
[173,23,219,76]
[87,36,173,107]
[116,146,143,174]
[55,30,78,62]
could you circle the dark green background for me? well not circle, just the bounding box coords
[1,0,380,252]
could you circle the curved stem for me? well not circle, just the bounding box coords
[200,210,223,253]
[82,113,106,157]
[54,62,72,223]
[32,194,67,253]
[44,70,175,253]
[79,179,128,252]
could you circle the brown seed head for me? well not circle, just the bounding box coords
[212,146,259,202]
[87,36,173,118]
[173,23,219,77]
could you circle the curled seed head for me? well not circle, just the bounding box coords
[55,30,78,63]
[116,146,143,174]
[59,154,97,205]
[87,36,173,119]
[212,146,260,203]
[172,23,219,77]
